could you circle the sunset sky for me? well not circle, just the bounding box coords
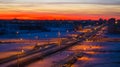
[0,0,120,20]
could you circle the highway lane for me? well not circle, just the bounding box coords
[27,24,105,67]
[27,50,74,67]
[0,24,105,67]
[27,40,102,67]
[0,44,59,67]
[72,26,120,67]
[0,36,80,67]
[0,36,79,67]
[52,52,84,67]
[0,44,57,66]
[7,40,80,67]
[71,42,120,67]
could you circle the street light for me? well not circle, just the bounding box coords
[17,49,25,67]
[35,36,39,47]
[16,31,19,39]
[58,32,61,46]
[20,38,23,40]
[21,49,24,53]
[16,31,19,34]
[115,21,118,24]
[17,52,20,67]
[35,36,39,40]
[66,30,69,33]
[45,34,49,44]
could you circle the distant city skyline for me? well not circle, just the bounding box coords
[0,0,120,20]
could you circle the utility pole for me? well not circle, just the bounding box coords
[58,32,61,46]
[45,34,49,44]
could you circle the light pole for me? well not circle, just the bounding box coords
[16,31,19,34]
[66,30,69,33]
[58,32,61,46]
[17,52,20,67]
[35,36,39,47]
[17,49,24,67]
[45,34,49,44]
[21,49,24,53]
[20,38,23,41]
[16,31,19,39]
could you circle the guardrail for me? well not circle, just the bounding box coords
[52,52,84,67]
[0,24,105,67]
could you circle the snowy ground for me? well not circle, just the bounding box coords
[27,51,73,67]
[71,27,120,67]
[72,42,120,67]
[26,40,120,67]
[0,32,68,39]
[105,33,120,38]
[27,26,120,67]
[0,31,73,59]
[1,26,120,67]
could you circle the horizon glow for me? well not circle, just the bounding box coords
[0,0,120,20]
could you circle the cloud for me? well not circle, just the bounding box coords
[0,0,14,3]
[0,0,120,5]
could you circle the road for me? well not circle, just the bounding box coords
[71,26,120,67]
[0,24,105,67]
[0,44,57,66]
[26,24,105,67]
